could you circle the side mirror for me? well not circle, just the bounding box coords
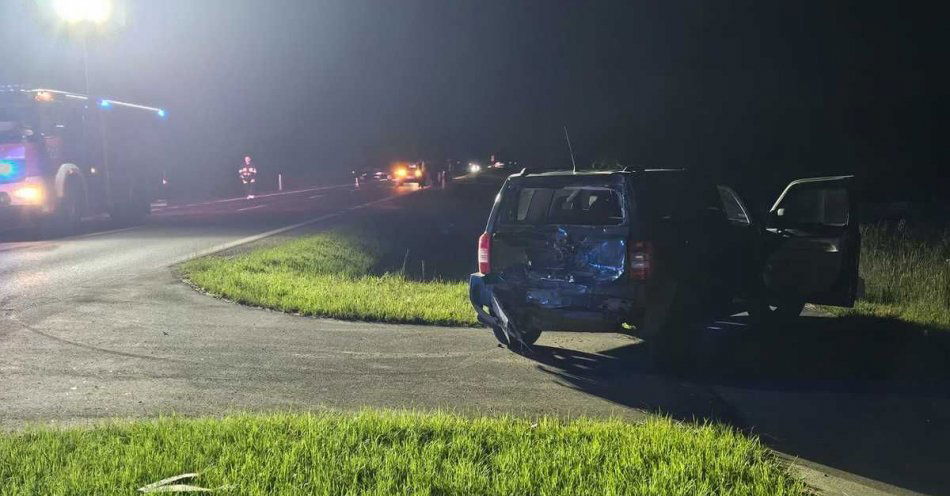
[767,208,788,228]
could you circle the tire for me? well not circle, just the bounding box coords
[59,190,82,233]
[42,184,82,237]
[490,322,542,348]
[647,285,707,372]
[748,297,805,326]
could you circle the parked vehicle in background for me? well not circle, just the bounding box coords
[355,168,391,183]
[469,168,860,366]
[0,86,167,233]
[392,161,428,187]
[368,169,391,182]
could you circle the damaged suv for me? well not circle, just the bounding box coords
[469,169,860,360]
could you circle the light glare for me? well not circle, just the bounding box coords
[53,0,112,24]
[13,185,44,203]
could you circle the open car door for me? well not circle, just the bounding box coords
[761,176,860,307]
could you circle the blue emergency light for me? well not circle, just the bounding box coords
[0,159,25,184]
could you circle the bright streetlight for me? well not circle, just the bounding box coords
[50,0,114,95]
[53,0,112,24]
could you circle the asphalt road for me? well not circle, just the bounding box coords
[1,181,947,496]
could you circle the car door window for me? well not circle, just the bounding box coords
[777,186,850,227]
[717,185,751,226]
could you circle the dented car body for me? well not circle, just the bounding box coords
[470,169,860,349]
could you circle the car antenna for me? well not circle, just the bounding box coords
[564,125,578,174]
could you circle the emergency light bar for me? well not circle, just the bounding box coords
[25,88,166,117]
[97,98,164,116]
[28,88,88,101]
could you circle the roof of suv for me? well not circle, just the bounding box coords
[512,168,686,179]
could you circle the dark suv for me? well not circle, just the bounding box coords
[469,169,860,360]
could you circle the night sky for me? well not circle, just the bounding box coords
[1,0,944,202]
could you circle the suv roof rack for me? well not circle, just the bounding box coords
[621,166,688,173]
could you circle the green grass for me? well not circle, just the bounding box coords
[0,410,807,495]
[181,230,477,326]
[830,223,950,329]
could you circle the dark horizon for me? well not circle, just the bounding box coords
[1,0,944,202]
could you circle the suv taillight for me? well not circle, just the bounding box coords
[628,241,653,280]
[477,232,491,274]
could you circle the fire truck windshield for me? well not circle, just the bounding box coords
[0,106,37,141]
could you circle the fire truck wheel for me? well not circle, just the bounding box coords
[42,184,82,237]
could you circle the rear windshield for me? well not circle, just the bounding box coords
[501,181,625,226]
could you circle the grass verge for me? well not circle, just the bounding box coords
[181,229,477,326]
[0,410,807,495]
[828,223,950,330]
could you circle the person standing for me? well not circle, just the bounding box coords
[239,156,258,199]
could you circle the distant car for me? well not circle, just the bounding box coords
[469,169,860,365]
[358,169,391,182]
[392,162,428,186]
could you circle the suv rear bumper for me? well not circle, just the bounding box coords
[469,273,498,327]
[469,273,643,332]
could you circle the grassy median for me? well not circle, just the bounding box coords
[0,410,807,495]
[182,230,476,326]
[181,186,498,326]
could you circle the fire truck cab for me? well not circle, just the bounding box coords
[0,86,167,233]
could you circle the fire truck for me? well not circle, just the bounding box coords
[0,85,166,233]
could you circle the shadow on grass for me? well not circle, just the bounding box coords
[518,314,950,495]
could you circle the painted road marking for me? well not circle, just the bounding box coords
[308,194,324,199]
[155,184,349,211]
[236,204,267,212]
[169,192,411,266]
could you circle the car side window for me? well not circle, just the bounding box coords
[717,185,751,226]
[778,186,849,227]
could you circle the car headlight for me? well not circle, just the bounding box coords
[395,169,407,177]
[414,169,422,178]
[13,185,44,203]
